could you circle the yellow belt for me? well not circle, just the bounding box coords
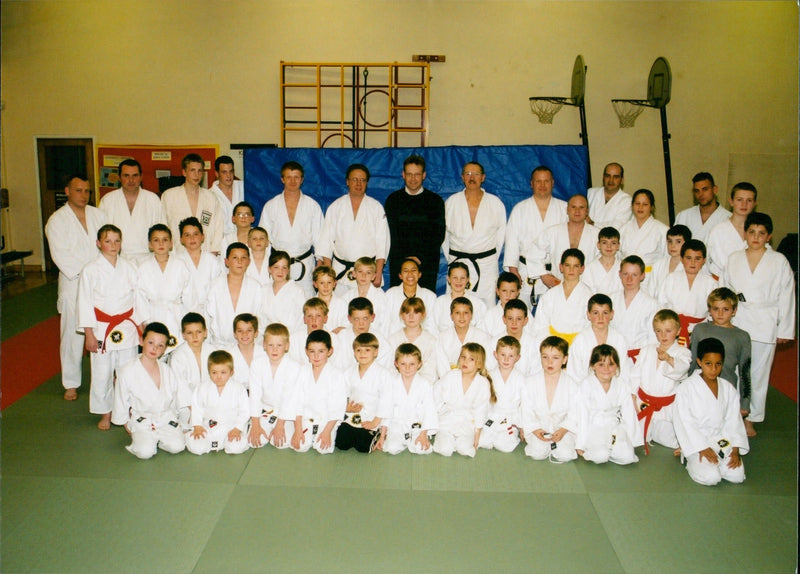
[549,326,579,345]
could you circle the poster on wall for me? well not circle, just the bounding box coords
[95,145,219,199]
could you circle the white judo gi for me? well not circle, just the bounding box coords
[248,354,302,447]
[262,280,306,334]
[673,372,749,485]
[186,379,250,455]
[226,344,267,392]
[382,373,438,455]
[176,251,222,319]
[258,192,324,297]
[531,281,594,344]
[76,253,142,414]
[582,258,621,296]
[674,204,731,244]
[503,195,568,302]
[629,342,692,451]
[383,285,438,335]
[432,292,487,333]
[521,371,580,461]
[435,325,493,379]
[658,267,718,346]
[387,328,439,384]
[722,249,796,423]
[609,289,659,353]
[340,362,393,443]
[243,257,271,288]
[619,216,668,271]
[161,185,225,254]
[432,369,491,458]
[576,374,642,465]
[136,255,194,354]
[98,187,165,264]
[705,219,746,279]
[317,194,390,293]
[44,203,107,391]
[526,222,599,282]
[168,340,214,428]
[587,187,632,231]
[281,363,348,454]
[322,293,350,332]
[479,367,525,452]
[443,189,506,307]
[565,326,631,383]
[209,179,245,236]
[205,275,264,347]
[645,255,679,299]
[111,357,185,459]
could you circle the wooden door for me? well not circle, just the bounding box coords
[37,138,95,271]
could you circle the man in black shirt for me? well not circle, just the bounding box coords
[385,155,446,292]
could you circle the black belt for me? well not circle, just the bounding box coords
[290,248,314,281]
[517,256,550,272]
[449,247,497,292]
[332,253,355,281]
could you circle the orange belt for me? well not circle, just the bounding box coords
[677,314,704,347]
[94,307,139,351]
[637,387,675,455]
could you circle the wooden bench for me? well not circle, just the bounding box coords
[1,250,34,279]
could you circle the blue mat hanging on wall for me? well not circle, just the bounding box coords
[243,144,588,293]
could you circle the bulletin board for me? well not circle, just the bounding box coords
[96,144,219,199]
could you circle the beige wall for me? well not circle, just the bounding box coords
[2,0,797,265]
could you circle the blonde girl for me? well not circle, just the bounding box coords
[433,343,496,458]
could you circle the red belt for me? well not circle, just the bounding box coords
[94,307,139,351]
[627,348,641,363]
[677,314,704,347]
[637,387,675,455]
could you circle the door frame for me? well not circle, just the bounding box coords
[35,136,96,271]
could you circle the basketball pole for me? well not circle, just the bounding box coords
[660,106,675,225]
[578,100,592,187]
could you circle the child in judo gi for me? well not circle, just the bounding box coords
[378,343,437,454]
[630,309,692,454]
[185,350,249,455]
[111,322,185,458]
[521,336,580,462]
[674,337,748,486]
[248,323,302,448]
[576,344,641,465]
[335,333,393,453]
[433,343,494,458]
[77,224,142,430]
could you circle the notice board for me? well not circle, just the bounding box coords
[96,144,219,198]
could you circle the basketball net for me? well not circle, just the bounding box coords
[529,98,564,124]
[612,100,647,128]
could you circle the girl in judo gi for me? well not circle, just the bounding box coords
[433,343,495,458]
[576,344,641,465]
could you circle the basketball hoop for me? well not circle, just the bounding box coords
[529,97,565,124]
[612,99,649,128]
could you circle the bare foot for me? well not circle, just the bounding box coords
[744,419,757,437]
[673,448,681,457]
[63,388,78,401]
[97,413,112,430]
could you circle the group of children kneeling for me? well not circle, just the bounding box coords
[112,293,748,488]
